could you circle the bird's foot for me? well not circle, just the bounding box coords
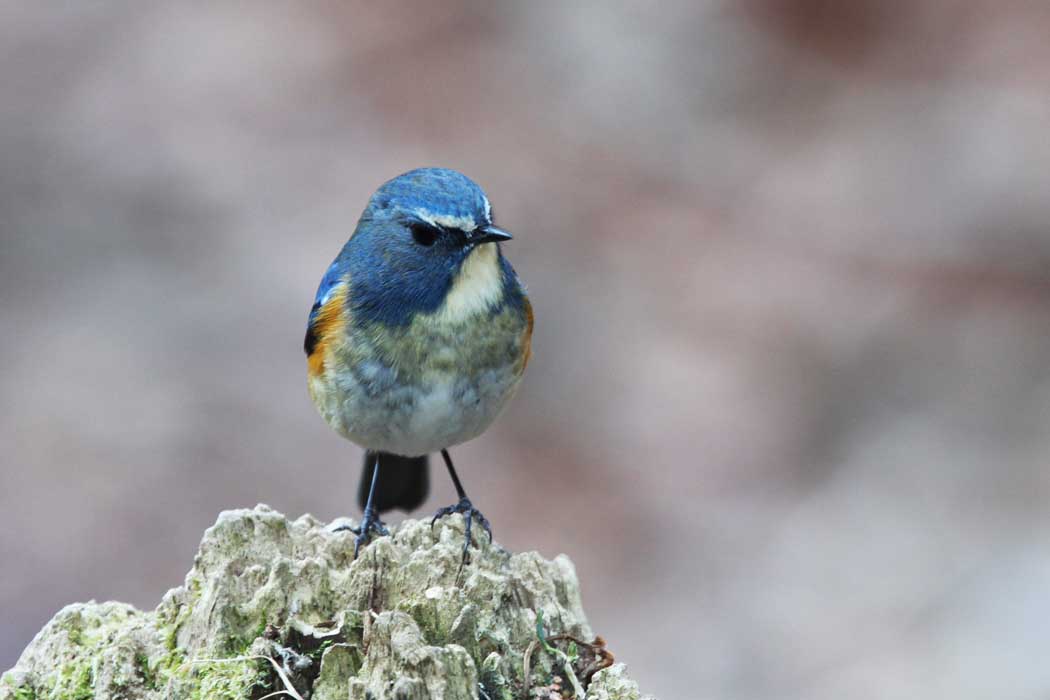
[431,497,492,566]
[332,508,389,558]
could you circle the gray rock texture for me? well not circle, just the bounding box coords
[1,505,652,700]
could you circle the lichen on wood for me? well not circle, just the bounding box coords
[1,504,652,700]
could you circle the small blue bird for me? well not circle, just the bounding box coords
[305,168,533,561]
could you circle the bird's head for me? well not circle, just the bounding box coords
[331,168,518,327]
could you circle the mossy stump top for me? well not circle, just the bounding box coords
[2,505,652,700]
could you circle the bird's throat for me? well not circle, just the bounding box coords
[433,243,504,324]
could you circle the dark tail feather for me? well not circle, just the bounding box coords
[358,451,429,514]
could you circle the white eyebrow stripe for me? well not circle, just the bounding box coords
[415,209,477,232]
[482,194,492,224]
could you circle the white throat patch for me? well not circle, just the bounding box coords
[435,243,504,323]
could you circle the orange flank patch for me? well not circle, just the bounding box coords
[307,283,348,377]
[519,296,534,373]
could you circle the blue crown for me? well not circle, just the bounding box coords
[367,168,491,229]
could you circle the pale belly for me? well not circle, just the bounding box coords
[309,358,523,457]
[308,296,530,457]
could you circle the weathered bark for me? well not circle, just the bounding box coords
[1,505,652,700]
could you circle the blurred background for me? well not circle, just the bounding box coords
[2,2,1050,698]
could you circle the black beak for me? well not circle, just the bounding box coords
[470,226,513,245]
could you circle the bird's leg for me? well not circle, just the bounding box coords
[431,449,492,565]
[333,454,389,558]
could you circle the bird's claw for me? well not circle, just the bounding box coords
[431,497,492,565]
[333,509,388,558]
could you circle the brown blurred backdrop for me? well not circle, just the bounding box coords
[3,2,1050,698]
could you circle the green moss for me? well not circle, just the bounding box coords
[134,652,160,692]
[50,661,94,700]
[340,610,364,639]
[188,658,269,700]
[163,600,192,653]
[26,607,154,700]
[2,673,37,700]
[158,647,187,675]
[204,594,275,656]
[66,627,85,649]
[479,653,513,700]
[398,599,446,646]
[219,618,269,656]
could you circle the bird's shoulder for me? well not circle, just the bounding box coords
[305,265,351,375]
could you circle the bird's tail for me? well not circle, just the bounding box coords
[358,451,429,514]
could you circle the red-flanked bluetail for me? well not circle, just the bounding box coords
[305,168,533,562]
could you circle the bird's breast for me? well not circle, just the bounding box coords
[308,299,530,456]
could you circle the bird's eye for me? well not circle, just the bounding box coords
[410,223,439,247]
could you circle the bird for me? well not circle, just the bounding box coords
[304,168,533,562]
